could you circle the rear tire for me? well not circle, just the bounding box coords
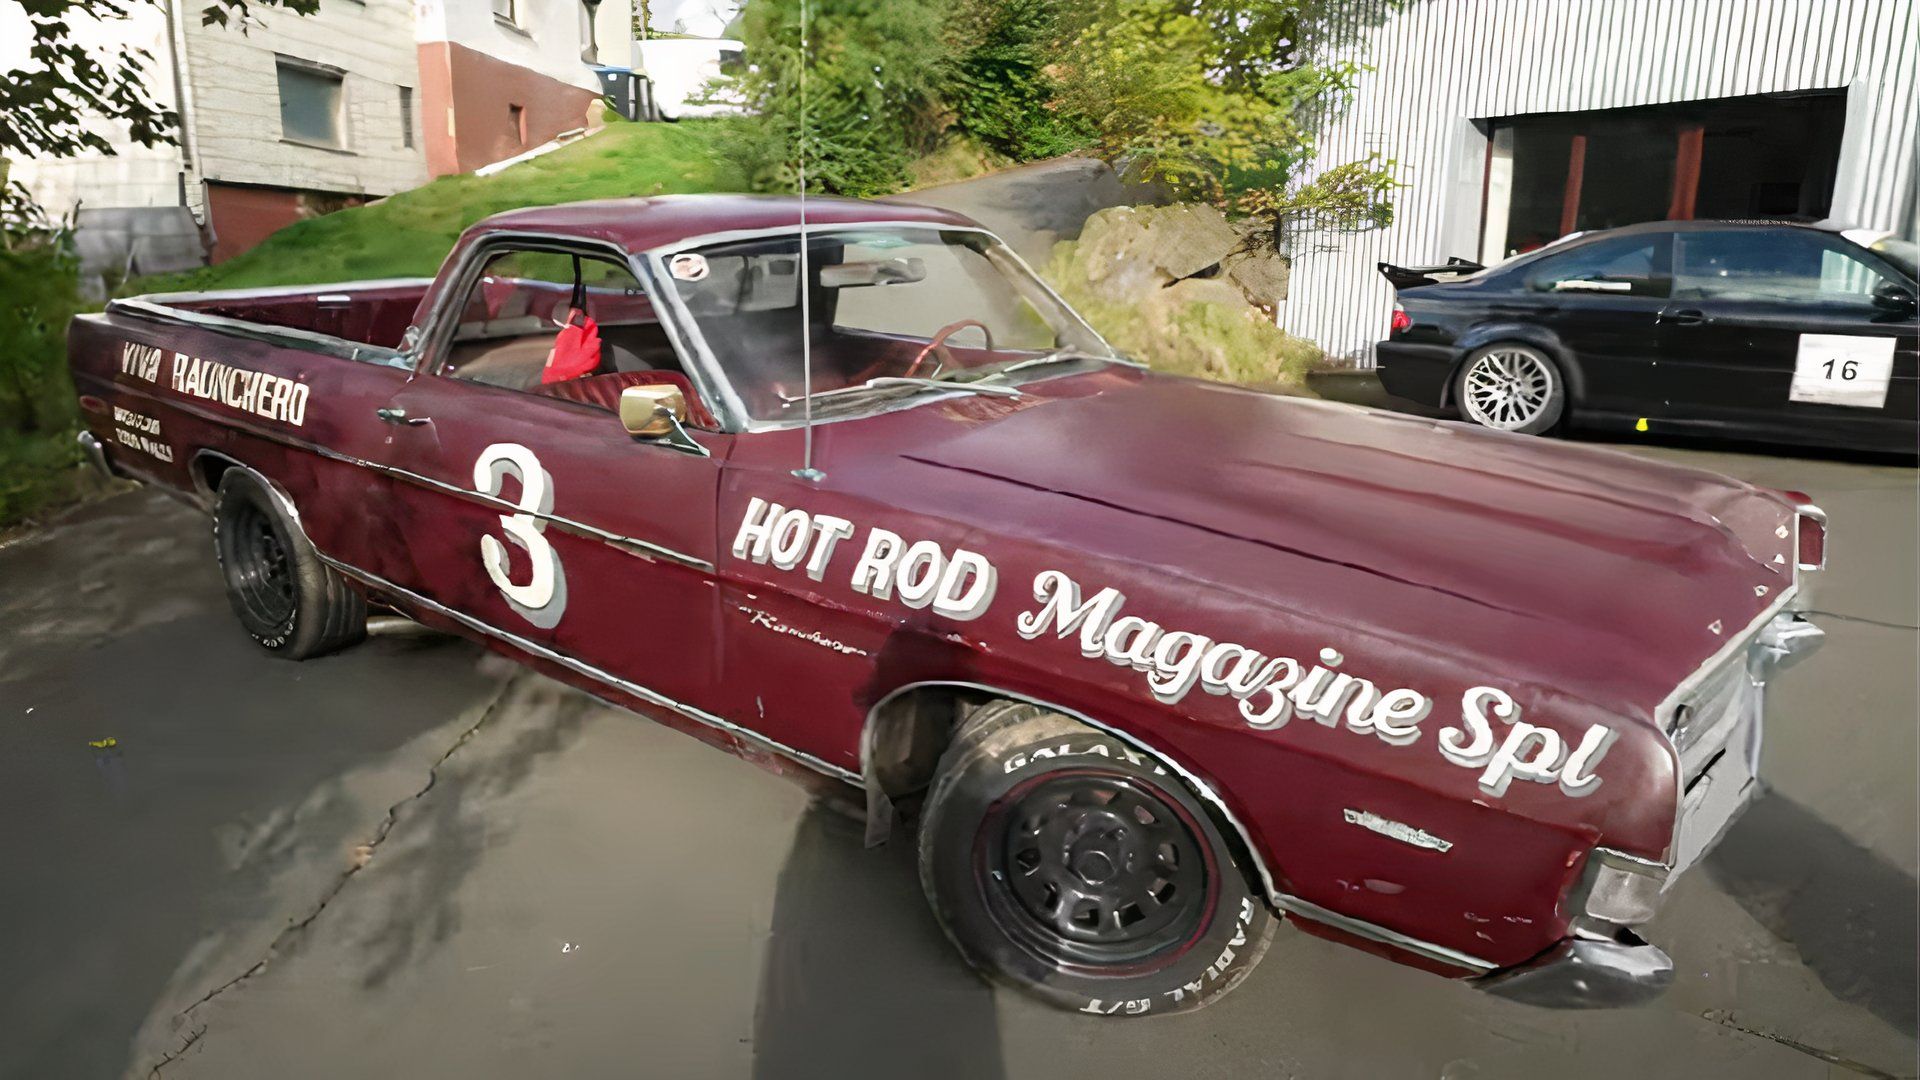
[1454,342,1566,435]
[212,470,366,659]
[917,702,1274,1017]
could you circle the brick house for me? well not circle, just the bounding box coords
[10,0,632,275]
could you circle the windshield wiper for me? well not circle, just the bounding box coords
[778,376,1022,406]
[935,348,1114,383]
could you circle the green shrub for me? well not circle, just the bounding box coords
[0,229,88,526]
[721,0,951,197]
[1043,233,1320,390]
[945,0,1092,162]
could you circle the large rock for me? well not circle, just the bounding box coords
[1070,203,1289,311]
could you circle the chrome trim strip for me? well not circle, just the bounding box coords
[105,300,412,369]
[1342,808,1453,853]
[324,557,859,785]
[1273,894,1497,974]
[347,453,717,572]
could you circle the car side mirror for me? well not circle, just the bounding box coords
[1871,281,1916,313]
[620,383,687,438]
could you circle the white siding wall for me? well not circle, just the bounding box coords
[184,0,427,200]
[7,4,187,216]
[1281,0,1918,366]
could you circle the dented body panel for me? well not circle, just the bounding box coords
[67,195,1820,987]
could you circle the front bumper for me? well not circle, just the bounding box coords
[1480,612,1822,1008]
[1480,925,1674,1008]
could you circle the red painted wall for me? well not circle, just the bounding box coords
[417,41,602,178]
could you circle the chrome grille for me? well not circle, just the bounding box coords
[1669,656,1761,783]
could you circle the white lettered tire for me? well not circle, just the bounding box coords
[917,702,1275,1016]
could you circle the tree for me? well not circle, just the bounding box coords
[2,0,317,226]
[717,0,951,198]
[944,0,1091,162]
[1050,0,1399,243]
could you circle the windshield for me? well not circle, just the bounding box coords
[660,226,1115,423]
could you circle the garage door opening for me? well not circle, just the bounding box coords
[1480,90,1847,260]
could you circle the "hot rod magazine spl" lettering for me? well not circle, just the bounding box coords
[731,500,1618,800]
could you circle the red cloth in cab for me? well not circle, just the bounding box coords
[541,308,603,384]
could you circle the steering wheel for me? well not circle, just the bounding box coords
[904,319,995,379]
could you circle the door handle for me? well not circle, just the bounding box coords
[1658,308,1708,326]
[376,407,431,426]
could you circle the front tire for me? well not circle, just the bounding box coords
[1454,342,1566,435]
[212,470,366,659]
[918,703,1275,1017]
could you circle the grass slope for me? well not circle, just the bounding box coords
[136,119,740,294]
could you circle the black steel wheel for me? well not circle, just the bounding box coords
[212,468,367,659]
[919,703,1275,1017]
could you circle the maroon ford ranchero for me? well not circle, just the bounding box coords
[69,195,1829,1015]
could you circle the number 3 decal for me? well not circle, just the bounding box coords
[474,443,568,628]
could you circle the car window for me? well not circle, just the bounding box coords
[443,248,691,407]
[1672,229,1895,307]
[1525,235,1670,297]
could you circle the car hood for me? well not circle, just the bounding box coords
[898,374,1800,724]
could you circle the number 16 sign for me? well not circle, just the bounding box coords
[1790,333,1896,409]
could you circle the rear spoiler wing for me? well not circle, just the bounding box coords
[1377,257,1485,290]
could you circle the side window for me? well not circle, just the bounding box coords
[1526,235,1671,298]
[1673,229,1896,307]
[443,248,687,404]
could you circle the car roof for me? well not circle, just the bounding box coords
[1587,218,1850,238]
[467,194,984,254]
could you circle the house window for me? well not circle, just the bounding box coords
[399,86,415,149]
[579,0,600,63]
[276,58,345,149]
[509,104,527,147]
[492,0,516,25]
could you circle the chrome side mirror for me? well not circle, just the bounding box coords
[620,383,687,437]
[618,384,709,456]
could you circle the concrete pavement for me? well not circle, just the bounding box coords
[0,420,1913,1079]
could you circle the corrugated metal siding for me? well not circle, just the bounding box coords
[1281,0,1918,367]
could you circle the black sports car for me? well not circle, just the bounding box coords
[1376,220,1917,454]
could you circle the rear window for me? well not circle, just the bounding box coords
[1524,235,1671,298]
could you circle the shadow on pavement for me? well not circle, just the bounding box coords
[752,802,1005,1080]
[1707,791,1918,1037]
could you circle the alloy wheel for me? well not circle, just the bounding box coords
[1462,348,1555,430]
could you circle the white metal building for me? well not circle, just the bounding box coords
[1279,0,1918,366]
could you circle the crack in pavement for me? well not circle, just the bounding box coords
[1703,1013,1902,1079]
[145,673,522,1078]
[1804,609,1920,633]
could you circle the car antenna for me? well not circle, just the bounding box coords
[791,0,825,484]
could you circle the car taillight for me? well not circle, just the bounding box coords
[1796,508,1827,571]
[1389,302,1411,335]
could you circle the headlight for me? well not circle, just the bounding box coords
[1577,848,1669,925]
